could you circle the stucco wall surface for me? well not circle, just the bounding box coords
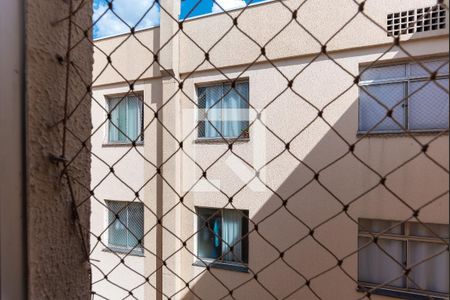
[180,0,449,73]
[92,0,449,86]
[161,38,449,300]
[93,27,161,87]
[26,0,93,298]
[90,1,449,299]
[90,79,162,299]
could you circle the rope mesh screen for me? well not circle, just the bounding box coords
[55,0,449,299]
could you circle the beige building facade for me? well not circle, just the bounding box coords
[91,0,449,299]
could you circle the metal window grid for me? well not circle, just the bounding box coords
[358,219,449,299]
[358,58,449,134]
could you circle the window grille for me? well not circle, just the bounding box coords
[195,207,249,271]
[197,81,250,140]
[106,201,144,254]
[358,219,449,298]
[359,58,449,133]
[387,5,447,37]
[107,94,144,143]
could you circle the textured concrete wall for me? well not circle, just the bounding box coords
[89,80,163,299]
[177,39,449,300]
[180,0,448,73]
[93,0,449,86]
[26,0,92,298]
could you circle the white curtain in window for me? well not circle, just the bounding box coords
[358,237,406,287]
[108,96,142,142]
[222,210,242,262]
[222,83,248,137]
[204,85,222,138]
[126,96,141,141]
[108,98,120,142]
[409,79,449,130]
[409,242,449,294]
[117,99,127,142]
[108,97,128,142]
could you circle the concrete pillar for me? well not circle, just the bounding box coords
[145,0,183,298]
[24,0,93,298]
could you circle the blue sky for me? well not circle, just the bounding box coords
[93,0,265,39]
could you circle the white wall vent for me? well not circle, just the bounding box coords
[387,4,447,37]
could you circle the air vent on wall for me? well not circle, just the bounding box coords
[387,4,447,37]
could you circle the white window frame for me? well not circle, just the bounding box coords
[196,79,250,141]
[194,207,249,272]
[358,59,449,134]
[358,219,449,299]
[105,93,144,145]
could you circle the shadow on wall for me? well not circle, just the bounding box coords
[181,84,449,299]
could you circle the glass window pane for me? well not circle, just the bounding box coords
[108,98,120,142]
[359,219,404,235]
[222,209,244,262]
[108,202,128,248]
[241,210,249,264]
[410,60,449,77]
[126,96,141,141]
[359,83,406,132]
[408,79,449,130]
[410,223,449,239]
[198,87,207,138]
[127,203,144,249]
[409,241,449,294]
[197,208,222,260]
[117,98,128,142]
[358,237,406,288]
[198,85,223,138]
[108,97,128,142]
[361,64,407,81]
[222,83,249,138]
[108,96,143,142]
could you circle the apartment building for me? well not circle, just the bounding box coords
[90,0,449,299]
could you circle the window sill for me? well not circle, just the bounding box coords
[357,129,449,138]
[357,284,448,300]
[102,142,144,148]
[194,138,250,144]
[102,247,144,257]
[193,260,249,273]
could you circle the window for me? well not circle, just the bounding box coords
[107,201,144,254]
[359,59,449,133]
[107,94,143,143]
[358,219,449,298]
[195,207,249,271]
[198,81,249,139]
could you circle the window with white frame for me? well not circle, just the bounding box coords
[359,59,449,133]
[358,219,449,298]
[107,201,144,253]
[197,81,249,139]
[195,207,249,270]
[107,94,143,143]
